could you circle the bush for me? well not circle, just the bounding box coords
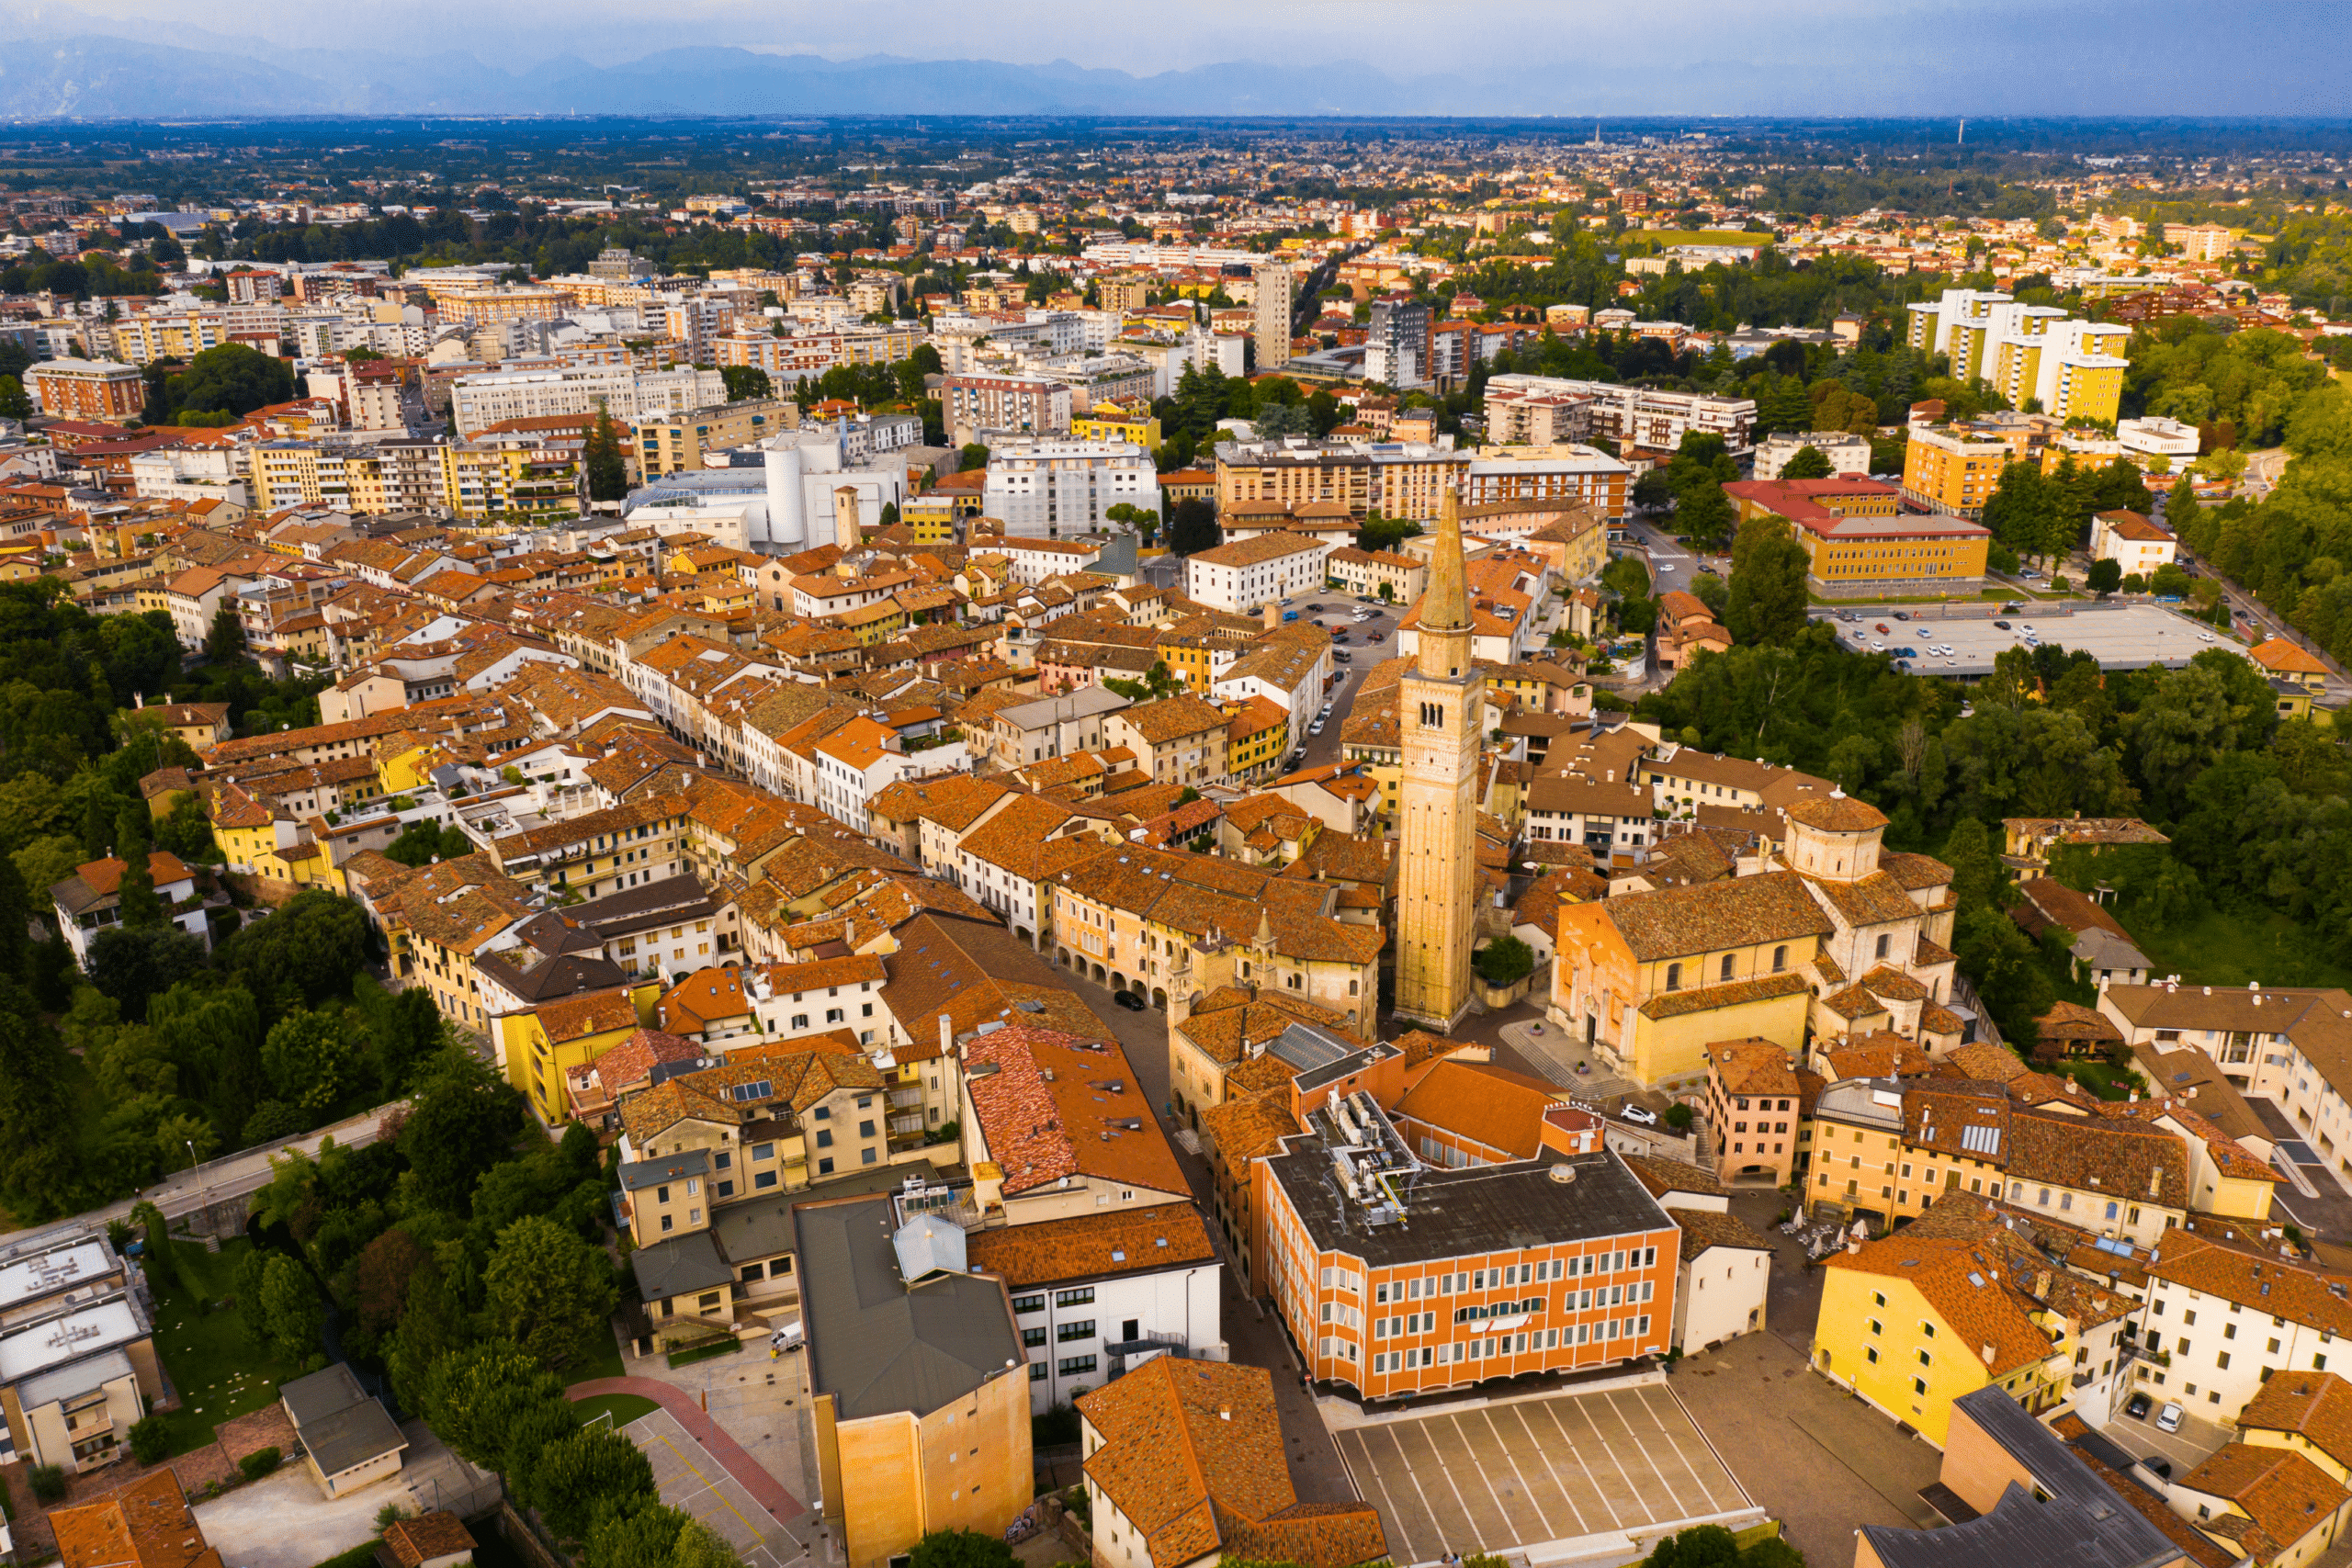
[29,1463,67,1502]
[1472,935,1536,988]
[130,1415,172,1464]
[238,1445,281,1481]
[1663,1103,1695,1132]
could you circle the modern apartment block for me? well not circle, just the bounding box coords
[1484,374,1758,454]
[979,437,1154,536]
[943,373,1072,446]
[1253,260,1295,371]
[1905,288,2130,423]
[448,364,726,439]
[1365,299,1431,389]
[0,1229,162,1476]
[636,398,799,478]
[1258,1089,1678,1397]
[28,358,146,422]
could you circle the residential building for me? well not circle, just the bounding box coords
[965,1201,1223,1413]
[447,364,725,439]
[1364,299,1430,389]
[944,374,1072,446]
[1076,1359,1388,1568]
[636,399,797,479]
[1485,375,1757,454]
[1458,446,1632,521]
[29,358,146,422]
[0,1229,159,1477]
[981,438,1154,537]
[797,1194,1033,1568]
[2135,1230,2352,1427]
[48,1470,223,1568]
[1702,1038,1803,1189]
[1899,424,2023,517]
[1753,431,1872,480]
[1620,1156,1776,1356]
[1258,1090,1679,1396]
[2090,511,2178,579]
[1905,289,2130,424]
[1105,695,1231,788]
[1253,261,1294,372]
[51,851,209,969]
[2172,1441,2352,1568]
[1183,532,1334,613]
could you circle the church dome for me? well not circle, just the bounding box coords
[1785,792,1889,833]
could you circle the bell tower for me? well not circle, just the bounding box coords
[1392,487,1482,1032]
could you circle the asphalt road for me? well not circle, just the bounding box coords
[0,1102,404,1248]
[1296,599,1399,770]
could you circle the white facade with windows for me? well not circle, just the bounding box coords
[981,439,1154,538]
[1004,1264,1224,1414]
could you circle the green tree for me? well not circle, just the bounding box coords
[1777,445,1833,481]
[399,1049,526,1214]
[262,1008,356,1114]
[0,376,29,422]
[718,366,773,402]
[115,845,163,931]
[2086,558,2122,597]
[583,409,630,502]
[86,927,207,1025]
[1724,516,1811,647]
[421,1340,561,1470]
[1673,482,1736,547]
[168,343,294,422]
[1167,497,1221,557]
[484,1214,619,1371]
[528,1427,658,1541]
[203,606,244,665]
[909,1529,1021,1568]
[0,978,81,1216]
[1472,935,1536,987]
[1941,817,2004,912]
[258,1252,323,1363]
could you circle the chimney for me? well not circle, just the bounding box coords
[940,1012,954,1061]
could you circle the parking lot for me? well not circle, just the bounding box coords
[1328,1381,1756,1565]
[1820,603,2230,677]
[622,1405,808,1568]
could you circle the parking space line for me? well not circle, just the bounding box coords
[1601,1389,1689,1519]
[1539,1396,1625,1529]
[1340,1430,1430,1565]
[1635,1383,1746,1514]
[1377,1420,1457,1561]
[1444,1411,1521,1545]
[1415,1416,1490,1552]
[1507,1400,1590,1539]
[1477,1405,1556,1542]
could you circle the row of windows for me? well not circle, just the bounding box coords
[1365,1318,1652,1371]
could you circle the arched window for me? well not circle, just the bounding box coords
[1665,962,1682,992]
[1875,933,1892,960]
[1719,953,1736,984]
[1771,944,1788,973]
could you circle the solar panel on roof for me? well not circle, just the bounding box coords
[1960,1124,2001,1155]
[729,1080,773,1102]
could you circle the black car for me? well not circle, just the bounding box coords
[2127,1391,2153,1419]
[1113,990,1148,1012]
[1993,619,2012,629]
[1893,611,1911,621]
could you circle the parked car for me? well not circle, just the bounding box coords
[1114,990,1148,1012]
[2156,1402,2185,1434]
[1621,1105,1660,1127]
[1308,720,1326,736]
[2127,1392,2153,1420]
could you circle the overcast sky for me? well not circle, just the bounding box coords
[16,0,2351,115]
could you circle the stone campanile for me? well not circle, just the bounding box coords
[1392,485,1482,1032]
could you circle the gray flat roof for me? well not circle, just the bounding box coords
[17,1347,133,1411]
[280,1362,410,1478]
[1263,1141,1673,1268]
[629,1230,733,1301]
[795,1193,1023,1422]
[1820,603,2235,678]
[621,1148,711,1191]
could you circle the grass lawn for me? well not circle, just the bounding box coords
[563,1325,626,1387]
[308,1542,385,1568]
[2119,902,2352,992]
[2050,1059,2144,1101]
[570,1393,659,1428]
[667,1337,742,1371]
[147,1237,309,1457]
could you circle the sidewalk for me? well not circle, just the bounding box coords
[567,1375,810,1526]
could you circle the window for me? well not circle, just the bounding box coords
[1056,1287,1096,1308]
[1057,1355,1098,1377]
[1012,1295,1045,1315]
[1875,933,1892,960]
[752,1142,774,1161]
[1772,944,1787,973]
[754,1170,777,1190]
[818,1157,834,1175]
[1719,953,1736,983]
[1665,962,1681,992]
[1023,1326,1047,1348]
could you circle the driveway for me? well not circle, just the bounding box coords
[194,1420,495,1568]
[1672,1330,1943,1563]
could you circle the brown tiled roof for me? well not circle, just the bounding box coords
[965,1202,1215,1289]
[535,987,639,1044]
[1709,1037,1799,1096]
[963,1022,1188,1199]
[1786,794,1889,832]
[2037,998,2124,1043]
[381,1512,476,1568]
[2007,1106,2188,1205]
[1668,1205,1776,1261]
[1823,1234,2057,1380]
[2241,1372,2352,1475]
[1799,868,1928,929]
[49,1468,223,1568]
[1390,1060,1565,1159]
[2179,1442,2350,1553]
[1077,1358,1387,1568]
[1602,870,1833,962]
[1117,694,1229,745]
[1623,1155,1727,1201]
[656,966,754,1033]
[1639,971,1811,1021]
[2146,1231,2352,1337]
[1176,992,1349,1069]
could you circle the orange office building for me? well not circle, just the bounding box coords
[1255,1089,1679,1397]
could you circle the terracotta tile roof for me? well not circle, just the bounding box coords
[1823,1234,2059,1380]
[534,987,640,1044]
[2037,999,2124,1043]
[1176,992,1350,1069]
[2147,1231,2352,1337]
[963,1022,1188,1199]
[965,1202,1214,1288]
[381,1512,476,1568]
[2250,637,2329,676]
[1709,1037,1800,1096]
[2241,1371,2352,1475]
[1116,694,1230,745]
[1799,868,1928,929]
[1601,870,1833,962]
[1639,971,1812,1021]
[657,966,754,1034]
[1391,1060,1566,1159]
[1948,1043,2028,1083]
[2007,1106,2188,1206]
[1668,1205,1776,1261]
[70,849,195,897]
[1077,1359,1387,1568]
[573,1027,702,1096]
[1877,851,1954,892]
[49,1468,223,1568]
[1623,1155,1728,1201]
[2179,1442,2350,1554]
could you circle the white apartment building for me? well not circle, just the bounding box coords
[448,364,725,439]
[981,439,1154,538]
[2090,511,2178,579]
[1753,430,1873,480]
[2099,985,2352,1183]
[1183,532,1335,613]
[2120,416,2203,468]
[1485,374,1757,454]
[943,373,1072,446]
[2137,1230,2347,1421]
[984,1223,1224,1412]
